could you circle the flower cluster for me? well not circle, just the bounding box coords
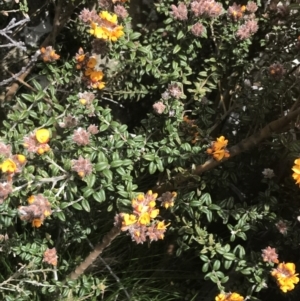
[236,19,258,40]
[292,158,300,186]
[271,262,299,292]
[43,248,58,266]
[215,292,244,301]
[0,155,26,175]
[71,156,93,178]
[75,48,105,90]
[153,102,166,114]
[171,0,223,21]
[171,2,188,20]
[115,190,176,244]
[261,246,279,264]
[0,146,26,203]
[191,22,206,37]
[227,3,246,21]
[207,136,230,161]
[158,191,177,209]
[269,63,285,80]
[191,0,224,18]
[40,46,60,62]
[80,9,124,42]
[262,168,275,179]
[182,116,200,144]
[24,128,51,155]
[59,115,78,128]
[18,194,52,228]
[72,128,90,146]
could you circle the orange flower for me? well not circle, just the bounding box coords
[87,57,97,69]
[207,136,230,161]
[32,218,43,228]
[28,195,35,204]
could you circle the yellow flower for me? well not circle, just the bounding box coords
[137,194,144,202]
[90,23,107,39]
[138,212,150,225]
[91,81,106,90]
[215,292,244,301]
[44,210,51,217]
[292,158,300,186]
[32,218,43,228]
[79,98,87,105]
[156,221,169,230]
[16,154,26,164]
[271,262,299,293]
[149,200,156,208]
[0,159,17,173]
[99,11,118,25]
[37,144,50,155]
[122,213,137,226]
[36,129,50,144]
[150,209,159,219]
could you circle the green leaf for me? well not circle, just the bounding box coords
[202,262,209,272]
[102,169,113,181]
[149,162,157,174]
[83,188,94,198]
[86,174,96,188]
[143,154,155,161]
[223,253,236,260]
[156,159,164,172]
[93,190,106,203]
[72,202,83,210]
[200,193,212,205]
[130,32,141,40]
[177,30,185,40]
[99,124,109,132]
[54,211,65,222]
[213,260,221,271]
[81,199,90,212]
[95,162,109,171]
[173,45,181,54]
[110,160,123,168]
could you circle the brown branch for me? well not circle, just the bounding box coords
[68,226,121,280]
[154,106,300,194]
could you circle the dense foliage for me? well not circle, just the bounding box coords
[1,0,300,300]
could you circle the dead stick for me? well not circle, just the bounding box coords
[68,226,121,280]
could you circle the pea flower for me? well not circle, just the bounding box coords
[18,194,52,228]
[43,248,58,266]
[207,136,230,161]
[292,158,300,186]
[24,129,51,155]
[271,262,299,292]
[215,292,244,301]
[115,190,171,244]
[261,246,279,264]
